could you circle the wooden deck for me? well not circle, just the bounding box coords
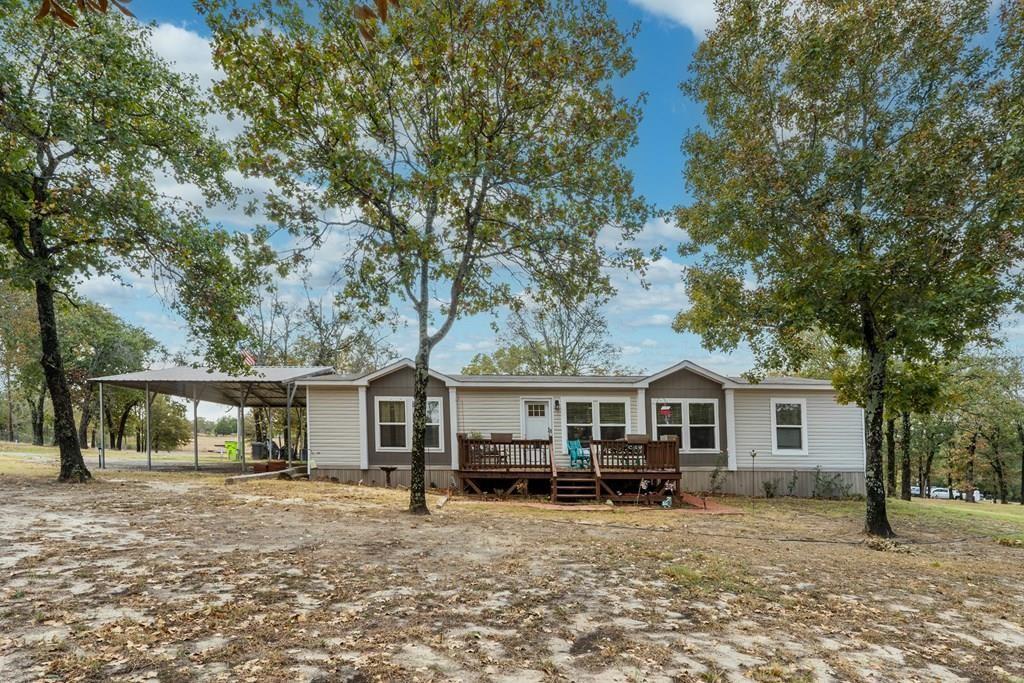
[456,435,681,503]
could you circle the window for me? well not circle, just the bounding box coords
[599,402,627,441]
[688,401,717,450]
[653,399,719,451]
[378,400,406,449]
[527,403,546,417]
[771,398,807,454]
[655,402,683,444]
[424,399,441,450]
[566,402,593,444]
[375,397,444,451]
[564,399,630,445]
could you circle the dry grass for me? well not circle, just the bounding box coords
[1,454,1023,682]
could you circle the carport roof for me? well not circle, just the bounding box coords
[91,366,334,407]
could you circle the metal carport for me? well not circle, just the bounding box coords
[90,366,333,472]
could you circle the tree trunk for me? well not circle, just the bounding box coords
[963,431,977,503]
[33,279,90,482]
[115,401,138,451]
[924,444,937,499]
[1017,421,1024,505]
[885,417,896,496]
[77,386,94,448]
[863,346,894,536]
[26,390,45,445]
[5,364,14,442]
[409,335,431,515]
[900,411,912,501]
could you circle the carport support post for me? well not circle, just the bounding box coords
[97,382,105,469]
[145,382,152,470]
[285,382,296,467]
[237,402,247,473]
[192,387,199,471]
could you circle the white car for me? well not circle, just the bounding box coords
[929,487,951,499]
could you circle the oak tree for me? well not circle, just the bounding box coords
[675,0,1024,535]
[205,0,650,512]
[1,2,263,481]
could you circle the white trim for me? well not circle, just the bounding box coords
[861,406,867,469]
[725,388,737,471]
[560,395,633,448]
[359,358,453,385]
[449,387,459,469]
[770,397,808,456]
[519,397,554,440]
[358,386,369,469]
[637,360,736,388]
[373,395,445,453]
[636,388,646,433]
[650,398,721,453]
[305,386,311,477]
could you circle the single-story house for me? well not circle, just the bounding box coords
[297,359,866,500]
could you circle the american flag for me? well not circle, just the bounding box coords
[241,349,258,367]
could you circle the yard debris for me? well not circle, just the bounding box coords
[864,537,911,553]
[0,459,1022,682]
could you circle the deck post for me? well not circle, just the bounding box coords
[145,382,152,470]
[192,386,199,471]
[97,382,105,469]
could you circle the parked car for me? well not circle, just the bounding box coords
[930,487,951,499]
[910,485,921,496]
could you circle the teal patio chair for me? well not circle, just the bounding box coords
[568,439,590,469]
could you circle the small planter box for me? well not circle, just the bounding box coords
[252,460,289,473]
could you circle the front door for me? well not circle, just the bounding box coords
[524,401,551,440]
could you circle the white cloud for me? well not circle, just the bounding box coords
[633,313,673,327]
[454,339,496,352]
[149,23,218,90]
[621,345,642,355]
[627,0,717,37]
[641,338,658,347]
[606,256,688,312]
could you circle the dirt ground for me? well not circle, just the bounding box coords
[1,456,1023,682]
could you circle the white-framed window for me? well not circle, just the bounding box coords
[652,399,720,452]
[599,402,627,441]
[377,398,407,449]
[375,396,444,452]
[562,398,631,446]
[565,401,594,444]
[771,397,807,455]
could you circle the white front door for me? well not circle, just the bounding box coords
[524,401,551,440]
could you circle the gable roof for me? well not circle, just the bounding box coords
[295,358,834,391]
[298,358,454,387]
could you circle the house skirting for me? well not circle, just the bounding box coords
[313,466,865,498]
[313,466,458,489]
[681,469,865,497]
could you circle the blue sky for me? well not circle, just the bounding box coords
[76,1,1021,418]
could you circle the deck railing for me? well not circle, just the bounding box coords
[590,440,679,471]
[458,435,553,471]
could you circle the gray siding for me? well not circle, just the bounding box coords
[733,389,864,471]
[366,366,451,467]
[306,386,361,468]
[647,367,727,468]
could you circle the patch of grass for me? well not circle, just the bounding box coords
[699,662,731,682]
[662,563,704,585]
[995,536,1024,548]
[749,662,815,682]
